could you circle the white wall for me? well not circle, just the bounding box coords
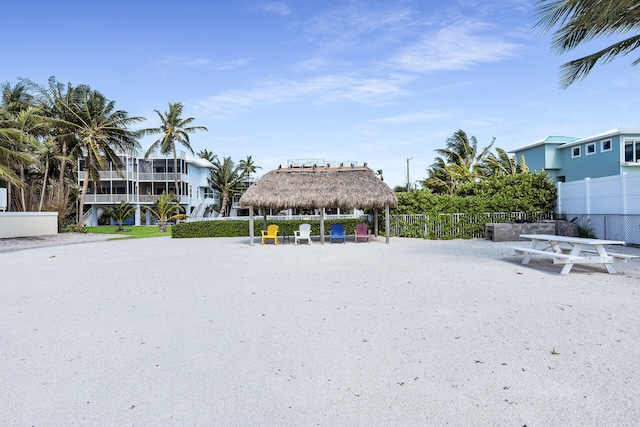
[0,212,58,238]
[0,188,6,211]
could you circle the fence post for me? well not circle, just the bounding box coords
[585,177,591,215]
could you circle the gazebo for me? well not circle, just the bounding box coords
[239,164,398,245]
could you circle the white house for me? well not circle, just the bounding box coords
[79,150,217,226]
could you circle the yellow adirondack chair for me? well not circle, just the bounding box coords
[261,224,279,245]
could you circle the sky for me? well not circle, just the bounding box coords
[3,0,640,188]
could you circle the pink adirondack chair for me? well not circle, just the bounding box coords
[354,223,371,243]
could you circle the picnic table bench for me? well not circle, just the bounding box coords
[510,234,639,275]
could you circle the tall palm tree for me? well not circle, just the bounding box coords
[208,156,245,217]
[534,0,640,88]
[53,87,143,231]
[25,77,84,206]
[0,106,45,210]
[424,129,494,193]
[141,102,207,197]
[238,155,261,178]
[0,109,32,196]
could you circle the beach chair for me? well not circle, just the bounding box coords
[329,223,346,244]
[261,224,279,245]
[294,223,312,245]
[354,223,371,243]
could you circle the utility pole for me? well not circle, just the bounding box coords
[406,157,412,191]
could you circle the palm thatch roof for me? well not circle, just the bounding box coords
[240,166,397,210]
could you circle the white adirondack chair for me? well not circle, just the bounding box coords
[294,223,312,245]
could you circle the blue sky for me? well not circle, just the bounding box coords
[3,0,640,187]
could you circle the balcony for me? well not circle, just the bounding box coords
[82,194,189,204]
[79,171,189,182]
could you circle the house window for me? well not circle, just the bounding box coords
[572,146,581,158]
[624,139,640,162]
[586,143,596,155]
[601,139,612,152]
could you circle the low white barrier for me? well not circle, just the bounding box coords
[0,212,58,239]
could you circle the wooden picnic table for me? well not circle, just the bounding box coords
[510,234,638,275]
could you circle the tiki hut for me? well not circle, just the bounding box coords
[239,164,398,245]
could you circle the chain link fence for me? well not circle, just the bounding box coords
[564,214,640,245]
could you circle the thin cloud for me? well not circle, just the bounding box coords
[153,55,248,70]
[392,22,521,72]
[194,73,411,118]
[259,2,291,16]
[375,111,450,124]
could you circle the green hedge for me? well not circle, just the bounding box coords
[172,218,372,238]
[394,171,557,215]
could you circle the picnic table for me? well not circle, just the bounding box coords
[510,234,639,275]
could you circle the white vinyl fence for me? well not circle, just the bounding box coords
[557,173,640,244]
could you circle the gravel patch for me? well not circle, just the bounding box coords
[0,232,121,253]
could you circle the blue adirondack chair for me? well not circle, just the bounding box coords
[329,223,347,244]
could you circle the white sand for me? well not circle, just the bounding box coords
[1,235,639,426]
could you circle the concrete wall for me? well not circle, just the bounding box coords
[0,212,58,238]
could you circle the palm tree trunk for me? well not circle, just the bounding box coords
[220,191,229,217]
[57,140,67,205]
[19,164,26,211]
[38,158,50,212]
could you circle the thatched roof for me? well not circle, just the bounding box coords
[240,166,397,210]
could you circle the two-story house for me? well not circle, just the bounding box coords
[79,150,217,226]
[511,128,640,183]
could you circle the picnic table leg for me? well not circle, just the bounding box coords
[558,242,583,275]
[521,239,539,264]
[594,245,618,274]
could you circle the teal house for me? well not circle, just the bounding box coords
[511,128,640,183]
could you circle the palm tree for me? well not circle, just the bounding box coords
[32,135,68,211]
[141,102,207,197]
[534,0,640,88]
[142,191,187,232]
[197,149,217,163]
[0,110,32,198]
[238,155,261,178]
[477,148,529,177]
[53,87,143,231]
[25,77,84,206]
[1,82,33,115]
[103,200,136,231]
[208,156,245,217]
[376,169,384,181]
[424,130,494,194]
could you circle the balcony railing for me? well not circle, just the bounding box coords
[79,171,189,182]
[82,194,189,204]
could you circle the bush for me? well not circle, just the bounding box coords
[394,171,557,215]
[172,218,371,239]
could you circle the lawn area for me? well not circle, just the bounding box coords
[82,225,172,239]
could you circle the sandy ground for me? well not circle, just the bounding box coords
[1,234,639,426]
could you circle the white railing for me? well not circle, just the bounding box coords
[391,212,552,239]
[138,172,188,182]
[83,194,189,204]
[81,171,188,182]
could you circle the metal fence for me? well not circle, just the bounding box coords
[390,212,552,239]
[562,214,640,245]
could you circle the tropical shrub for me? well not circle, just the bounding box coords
[395,171,556,215]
